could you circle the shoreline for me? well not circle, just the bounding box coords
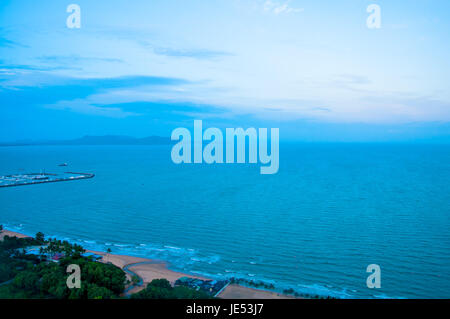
[0,228,295,299]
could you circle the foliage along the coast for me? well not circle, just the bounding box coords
[0,232,212,299]
[131,278,212,299]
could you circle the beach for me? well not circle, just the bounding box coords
[0,230,31,240]
[1,229,295,299]
[85,249,210,295]
[89,249,294,298]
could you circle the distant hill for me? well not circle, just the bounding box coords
[0,135,173,146]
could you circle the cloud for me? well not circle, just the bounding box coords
[2,60,449,125]
[0,73,192,118]
[361,94,450,122]
[0,56,124,76]
[0,36,19,47]
[45,99,139,118]
[152,47,232,60]
[44,93,233,120]
[336,74,371,85]
[0,60,80,73]
[0,27,28,48]
[329,74,372,93]
[37,55,124,64]
[90,101,229,121]
[263,0,304,14]
[0,72,188,90]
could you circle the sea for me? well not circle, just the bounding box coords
[1,143,449,299]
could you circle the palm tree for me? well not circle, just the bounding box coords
[35,232,45,243]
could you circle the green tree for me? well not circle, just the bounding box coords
[13,271,40,295]
[86,283,114,299]
[0,234,126,299]
[35,232,45,243]
[131,279,211,299]
[149,278,172,290]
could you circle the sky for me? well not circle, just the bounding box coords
[0,0,449,142]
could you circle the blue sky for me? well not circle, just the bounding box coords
[1,0,449,141]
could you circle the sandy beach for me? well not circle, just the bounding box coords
[0,230,31,240]
[86,249,209,294]
[1,229,296,299]
[94,251,295,298]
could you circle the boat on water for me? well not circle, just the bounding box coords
[58,163,68,167]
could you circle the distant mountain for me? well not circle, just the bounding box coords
[0,135,173,146]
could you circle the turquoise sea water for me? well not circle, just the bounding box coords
[1,144,449,298]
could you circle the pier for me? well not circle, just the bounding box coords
[0,172,95,188]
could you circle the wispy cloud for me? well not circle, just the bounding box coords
[263,0,304,14]
[0,72,188,89]
[0,55,123,74]
[0,27,28,48]
[0,73,192,118]
[361,94,450,122]
[152,47,232,60]
[0,35,19,47]
[336,74,371,85]
[45,99,139,118]
[37,55,124,64]
[0,60,80,73]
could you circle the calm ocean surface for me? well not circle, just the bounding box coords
[1,144,449,298]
